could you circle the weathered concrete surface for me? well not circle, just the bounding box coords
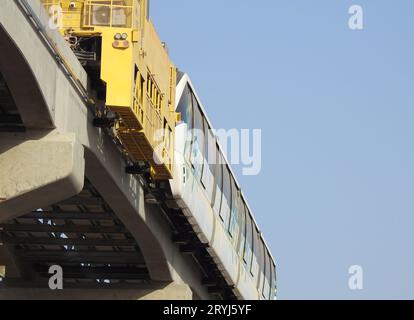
[0,131,85,222]
[0,283,193,300]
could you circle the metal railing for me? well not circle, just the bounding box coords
[41,0,133,29]
[83,0,133,28]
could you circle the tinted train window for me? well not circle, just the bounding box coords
[251,227,260,277]
[220,166,231,230]
[201,119,215,202]
[228,179,239,240]
[213,152,223,216]
[258,239,266,292]
[176,85,193,128]
[237,199,246,256]
[207,128,217,178]
[243,213,253,268]
[177,85,193,161]
[264,253,272,299]
[261,252,268,298]
[270,263,277,300]
[190,96,205,178]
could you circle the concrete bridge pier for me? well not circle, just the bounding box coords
[0,130,85,223]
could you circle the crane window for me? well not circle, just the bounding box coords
[84,0,133,28]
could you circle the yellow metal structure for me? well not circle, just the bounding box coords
[42,0,177,180]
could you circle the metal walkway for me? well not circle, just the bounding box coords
[0,179,150,287]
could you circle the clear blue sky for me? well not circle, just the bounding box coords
[151,0,414,299]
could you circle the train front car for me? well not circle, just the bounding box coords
[42,0,178,180]
[170,73,277,300]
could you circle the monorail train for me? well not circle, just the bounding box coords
[41,0,277,299]
[170,74,277,300]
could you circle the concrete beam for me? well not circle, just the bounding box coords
[0,283,193,300]
[0,25,53,129]
[0,0,88,129]
[0,130,84,222]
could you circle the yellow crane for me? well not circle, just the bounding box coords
[42,0,178,180]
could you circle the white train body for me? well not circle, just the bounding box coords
[169,73,277,300]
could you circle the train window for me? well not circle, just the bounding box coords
[268,256,274,299]
[237,199,246,257]
[219,166,231,230]
[228,179,239,239]
[201,119,215,201]
[212,151,223,217]
[261,251,269,298]
[190,97,205,178]
[243,212,253,268]
[270,262,277,300]
[258,239,266,293]
[176,85,193,129]
[176,85,193,161]
[251,227,260,277]
[269,261,276,300]
[264,253,272,299]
